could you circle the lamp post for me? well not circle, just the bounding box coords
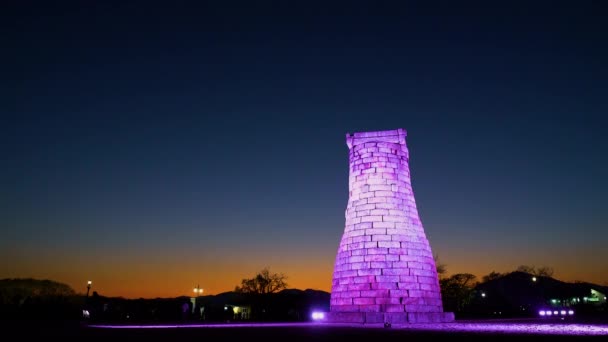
[192,285,204,316]
[86,280,92,297]
[193,284,203,296]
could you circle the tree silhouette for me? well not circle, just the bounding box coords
[515,265,554,277]
[536,266,554,277]
[440,273,478,312]
[516,265,536,274]
[235,268,288,294]
[482,271,503,283]
[434,254,447,278]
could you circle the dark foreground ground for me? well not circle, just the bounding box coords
[4,319,608,341]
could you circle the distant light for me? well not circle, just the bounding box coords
[539,310,546,316]
[481,292,486,298]
[551,299,557,303]
[546,311,552,316]
[568,310,574,315]
[560,310,567,315]
[224,306,228,310]
[311,311,325,320]
[553,311,558,315]
[88,280,92,285]
[532,277,537,282]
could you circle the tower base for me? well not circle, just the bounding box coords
[327,311,454,324]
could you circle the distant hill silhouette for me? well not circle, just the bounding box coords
[471,272,608,317]
[84,288,330,323]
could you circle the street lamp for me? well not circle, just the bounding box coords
[86,280,92,297]
[192,285,204,317]
[193,284,203,296]
[532,276,537,282]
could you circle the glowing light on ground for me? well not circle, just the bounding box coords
[87,322,608,336]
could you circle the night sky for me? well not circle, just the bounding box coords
[2,1,607,298]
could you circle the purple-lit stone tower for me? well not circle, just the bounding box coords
[329,129,454,324]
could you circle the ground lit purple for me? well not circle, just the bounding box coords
[88,322,608,336]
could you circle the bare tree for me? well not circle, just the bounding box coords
[482,271,503,283]
[235,268,288,294]
[515,265,554,277]
[536,266,554,277]
[434,254,447,278]
[516,265,536,275]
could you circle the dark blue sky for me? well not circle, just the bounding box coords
[2,1,607,297]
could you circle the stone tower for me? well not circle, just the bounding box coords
[329,128,453,323]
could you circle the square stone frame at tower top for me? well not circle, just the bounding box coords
[328,128,454,324]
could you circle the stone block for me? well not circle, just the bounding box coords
[361,289,389,298]
[336,270,357,277]
[353,298,375,305]
[364,312,384,322]
[347,283,371,291]
[385,254,400,261]
[389,290,409,297]
[375,190,396,197]
[370,209,389,215]
[375,275,399,283]
[372,221,394,228]
[365,228,386,235]
[410,269,435,277]
[364,254,386,262]
[384,305,405,312]
[384,313,410,323]
[371,261,390,268]
[357,269,381,276]
[417,276,439,284]
[407,261,425,269]
[332,298,353,305]
[367,248,388,255]
[351,248,367,256]
[360,215,383,223]
[352,235,371,243]
[356,204,376,211]
[358,305,382,312]
[372,234,392,241]
[375,298,402,305]
[338,277,354,285]
[356,210,371,217]
[363,241,378,248]
[397,282,420,290]
[354,275,376,283]
[351,262,370,270]
[381,268,408,276]
[369,184,392,191]
[378,241,400,248]
[399,275,417,283]
[371,282,398,290]
[383,215,407,222]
